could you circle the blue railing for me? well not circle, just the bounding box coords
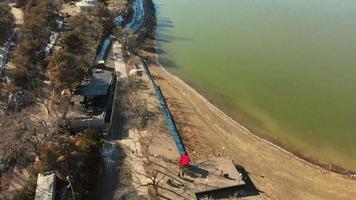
[141,59,187,156]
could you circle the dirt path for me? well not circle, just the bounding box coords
[144,62,356,199]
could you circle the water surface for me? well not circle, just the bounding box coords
[155,0,356,170]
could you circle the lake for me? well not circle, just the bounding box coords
[154,0,356,171]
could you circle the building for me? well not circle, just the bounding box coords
[76,0,97,14]
[68,69,114,129]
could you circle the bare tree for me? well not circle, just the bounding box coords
[22,118,60,158]
[137,130,155,160]
[127,76,142,100]
[136,159,189,200]
[127,77,148,118]
[115,28,138,50]
[140,160,166,199]
[0,111,61,175]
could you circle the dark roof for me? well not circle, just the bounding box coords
[77,69,113,96]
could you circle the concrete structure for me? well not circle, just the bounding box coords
[35,173,56,200]
[76,0,97,14]
[190,158,244,191]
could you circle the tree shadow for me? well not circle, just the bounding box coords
[156,33,192,44]
[157,56,178,68]
[97,141,138,199]
[141,46,166,55]
[157,17,174,30]
[139,13,191,69]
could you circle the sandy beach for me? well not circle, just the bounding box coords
[129,0,356,198]
[145,61,356,199]
[136,39,356,198]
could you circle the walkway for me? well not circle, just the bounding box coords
[97,41,149,199]
[112,42,127,78]
[97,41,129,198]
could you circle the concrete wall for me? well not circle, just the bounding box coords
[70,117,106,130]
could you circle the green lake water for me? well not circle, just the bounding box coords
[154,0,356,170]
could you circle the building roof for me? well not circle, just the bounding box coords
[35,173,56,200]
[77,69,113,96]
[96,36,112,64]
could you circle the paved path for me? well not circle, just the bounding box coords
[119,129,150,198]
[98,42,150,199]
[113,42,127,78]
[97,41,128,199]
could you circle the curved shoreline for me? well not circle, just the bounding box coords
[161,69,356,175]
[146,60,356,199]
[139,0,355,177]
[146,2,356,175]
[135,1,356,198]
[154,64,356,174]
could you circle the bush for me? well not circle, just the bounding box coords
[12,177,37,200]
[78,129,102,153]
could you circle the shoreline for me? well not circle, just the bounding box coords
[140,0,355,176]
[159,66,325,170]
[136,1,356,198]
[165,70,356,175]
[154,62,356,176]
[145,58,356,198]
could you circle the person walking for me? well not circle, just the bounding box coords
[178,154,190,177]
